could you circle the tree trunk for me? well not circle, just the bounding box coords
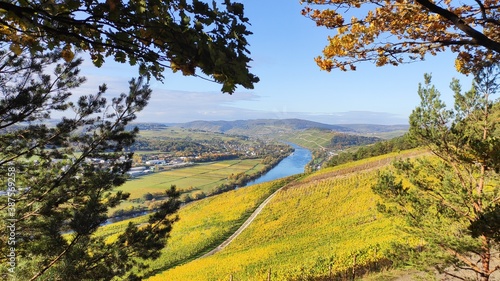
[478,93,491,281]
[479,235,491,281]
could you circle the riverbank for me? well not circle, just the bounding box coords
[245,143,312,186]
[107,143,311,225]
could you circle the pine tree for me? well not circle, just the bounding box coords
[0,48,180,280]
[373,66,500,280]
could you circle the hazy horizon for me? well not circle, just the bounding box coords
[129,114,410,126]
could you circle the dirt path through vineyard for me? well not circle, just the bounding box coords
[200,150,428,259]
[200,184,281,258]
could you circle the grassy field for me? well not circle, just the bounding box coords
[117,159,265,200]
[148,151,422,281]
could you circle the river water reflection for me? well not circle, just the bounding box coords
[105,143,311,225]
[245,143,312,186]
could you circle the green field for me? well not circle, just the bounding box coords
[118,159,266,200]
[147,151,421,281]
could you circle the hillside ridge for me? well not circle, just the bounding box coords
[171,119,409,134]
[147,149,427,281]
[195,149,427,261]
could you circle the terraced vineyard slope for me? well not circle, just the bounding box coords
[97,177,295,279]
[148,150,424,281]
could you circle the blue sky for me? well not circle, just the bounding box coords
[76,0,473,125]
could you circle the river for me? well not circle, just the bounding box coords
[105,143,312,225]
[245,143,312,186]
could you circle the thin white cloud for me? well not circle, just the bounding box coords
[60,65,409,125]
[137,89,263,123]
[137,88,408,125]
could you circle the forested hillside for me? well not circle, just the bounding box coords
[325,134,417,168]
[174,119,408,137]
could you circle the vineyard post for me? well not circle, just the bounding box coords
[329,264,333,280]
[267,268,272,281]
[230,273,233,281]
[352,254,357,280]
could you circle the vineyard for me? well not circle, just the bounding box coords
[307,149,426,182]
[277,128,336,150]
[147,151,424,281]
[97,177,294,278]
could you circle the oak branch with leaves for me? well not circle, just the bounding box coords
[301,0,500,73]
[0,0,258,93]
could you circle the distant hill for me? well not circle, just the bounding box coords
[175,119,352,134]
[125,120,408,152]
[125,123,169,131]
[336,124,409,133]
[171,119,408,136]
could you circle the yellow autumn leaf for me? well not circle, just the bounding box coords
[9,43,22,55]
[61,47,75,62]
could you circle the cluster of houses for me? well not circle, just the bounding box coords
[126,158,192,178]
[126,166,153,178]
[0,155,192,197]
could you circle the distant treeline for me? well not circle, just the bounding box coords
[127,138,208,154]
[325,134,418,168]
[191,153,239,162]
[183,146,294,202]
[330,133,381,149]
[127,136,288,161]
